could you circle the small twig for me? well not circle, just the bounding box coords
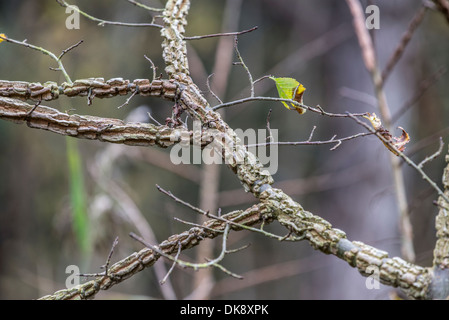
[225,243,251,254]
[58,40,84,60]
[147,111,162,126]
[405,126,449,157]
[206,73,223,104]
[156,185,307,241]
[101,236,120,276]
[126,0,164,12]
[307,126,317,142]
[184,26,258,40]
[56,0,163,28]
[279,228,294,241]
[418,137,444,168]
[144,55,158,81]
[173,217,224,234]
[160,241,182,285]
[381,6,428,84]
[233,36,255,97]
[118,90,138,109]
[78,236,120,279]
[156,184,207,215]
[247,131,373,150]
[26,100,42,118]
[87,88,95,106]
[253,75,273,85]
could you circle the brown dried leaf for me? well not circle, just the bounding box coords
[363,113,410,156]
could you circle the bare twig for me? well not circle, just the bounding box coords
[78,236,120,279]
[233,36,255,97]
[144,55,158,81]
[101,237,119,276]
[117,90,138,109]
[418,137,445,168]
[382,6,428,84]
[147,111,162,126]
[405,126,449,157]
[56,0,163,28]
[160,241,182,285]
[173,217,224,233]
[156,184,206,215]
[58,40,84,60]
[156,184,306,242]
[184,26,258,40]
[206,74,223,104]
[247,130,373,151]
[126,0,164,12]
[213,95,368,118]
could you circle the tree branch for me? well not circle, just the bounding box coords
[0,97,190,148]
[0,78,179,102]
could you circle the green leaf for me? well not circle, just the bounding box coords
[269,76,306,114]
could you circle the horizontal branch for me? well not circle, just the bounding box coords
[247,130,373,150]
[184,26,258,40]
[0,78,179,103]
[0,97,189,148]
[212,96,368,118]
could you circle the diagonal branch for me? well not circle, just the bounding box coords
[38,204,270,300]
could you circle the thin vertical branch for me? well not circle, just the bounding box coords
[381,6,428,84]
[346,0,415,262]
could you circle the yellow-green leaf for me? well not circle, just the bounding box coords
[269,76,306,114]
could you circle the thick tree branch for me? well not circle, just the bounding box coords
[161,0,191,83]
[38,204,270,300]
[0,78,179,102]
[0,97,191,148]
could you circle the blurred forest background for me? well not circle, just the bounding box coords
[1,0,449,299]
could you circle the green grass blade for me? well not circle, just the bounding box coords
[66,137,91,255]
